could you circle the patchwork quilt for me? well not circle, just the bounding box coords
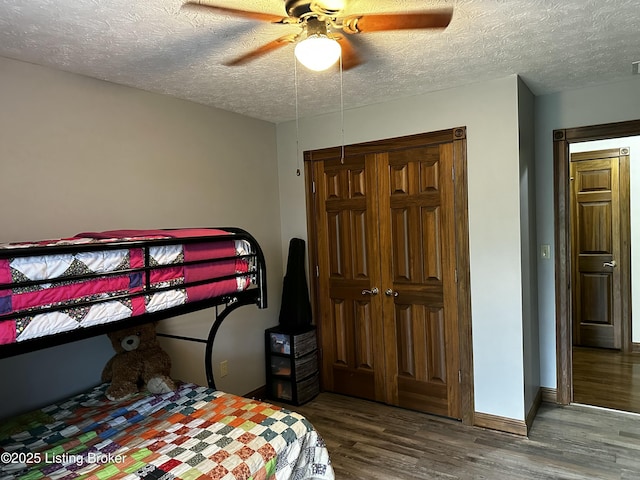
[0,230,253,345]
[0,383,334,480]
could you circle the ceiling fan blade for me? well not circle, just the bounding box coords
[224,34,297,66]
[342,9,453,34]
[334,35,363,71]
[182,1,289,23]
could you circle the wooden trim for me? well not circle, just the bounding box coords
[473,411,528,436]
[554,130,572,405]
[620,150,632,352]
[244,385,267,401]
[632,343,640,354]
[541,387,558,404]
[303,154,324,389]
[525,388,543,434]
[303,128,465,162]
[554,119,640,405]
[452,131,474,426]
[563,119,640,142]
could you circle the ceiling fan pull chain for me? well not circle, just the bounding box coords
[340,53,345,164]
[294,57,302,176]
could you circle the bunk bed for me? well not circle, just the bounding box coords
[0,228,334,480]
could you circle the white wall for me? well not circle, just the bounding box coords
[518,78,540,415]
[0,56,283,418]
[535,77,640,388]
[277,75,529,420]
[570,136,640,343]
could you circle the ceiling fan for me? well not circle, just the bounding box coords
[182,0,453,71]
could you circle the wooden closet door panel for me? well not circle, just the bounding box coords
[314,155,386,402]
[379,143,461,418]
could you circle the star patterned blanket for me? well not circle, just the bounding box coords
[0,229,254,345]
[0,382,334,480]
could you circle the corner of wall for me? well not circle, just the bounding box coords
[518,76,541,416]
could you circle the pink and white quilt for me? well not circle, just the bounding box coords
[0,229,253,345]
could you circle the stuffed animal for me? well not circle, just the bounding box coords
[101,322,176,401]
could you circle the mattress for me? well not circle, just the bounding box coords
[0,382,334,480]
[0,229,254,345]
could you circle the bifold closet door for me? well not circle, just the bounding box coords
[307,133,462,419]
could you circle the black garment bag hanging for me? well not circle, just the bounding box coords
[278,238,312,330]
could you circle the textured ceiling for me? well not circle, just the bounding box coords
[0,0,639,123]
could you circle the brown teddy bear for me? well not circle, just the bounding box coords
[101,322,176,401]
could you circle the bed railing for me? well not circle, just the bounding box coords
[0,227,267,388]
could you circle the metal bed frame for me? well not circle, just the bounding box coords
[0,227,267,389]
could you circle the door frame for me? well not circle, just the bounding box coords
[554,119,638,404]
[304,127,475,425]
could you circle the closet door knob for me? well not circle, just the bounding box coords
[603,260,617,268]
[385,289,399,297]
[361,287,379,295]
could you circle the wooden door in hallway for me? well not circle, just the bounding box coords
[305,129,468,419]
[570,148,630,349]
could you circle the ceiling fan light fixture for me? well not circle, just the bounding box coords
[295,33,341,71]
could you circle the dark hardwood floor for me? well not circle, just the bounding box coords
[572,346,640,414]
[291,392,640,479]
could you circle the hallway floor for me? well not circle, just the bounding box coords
[572,346,640,414]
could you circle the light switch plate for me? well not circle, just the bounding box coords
[541,244,551,259]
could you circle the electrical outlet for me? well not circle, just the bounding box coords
[220,360,228,377]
